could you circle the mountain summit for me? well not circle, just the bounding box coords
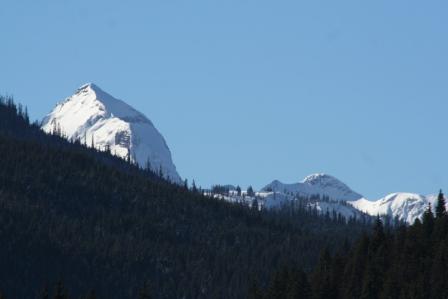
[262,173,363,201]
[41,83,181,183]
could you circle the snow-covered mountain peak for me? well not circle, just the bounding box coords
[262,174,363,201]
[42,83,181,183]
[302,173,344,187]
[67,83,150,123]
[303,173,363,200]
[73,82,103,100]
[302,173,328,183]
[77,82,96,91]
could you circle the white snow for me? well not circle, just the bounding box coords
[349,193,443,224]
[41,83,181,183]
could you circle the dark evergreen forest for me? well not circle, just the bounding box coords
[254,192,448,299]
[0,97,371,298]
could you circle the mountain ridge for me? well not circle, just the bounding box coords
[254,174,444,224]
[349,192,444,224]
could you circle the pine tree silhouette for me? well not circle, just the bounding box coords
[422,203,435,235]
[435,190,447,218]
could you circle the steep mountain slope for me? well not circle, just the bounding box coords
[41,83,181,183]
[349,193,443,224]
[262,173,363,201]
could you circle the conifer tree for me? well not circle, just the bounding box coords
[371,216,385,249]
[236,185,242,196]
[191,180,198,193]
[435,190,446,218]
[24,106,29,124]
[91,134,95,149]
[247,186,255,197]
[144,158,152,173]
[158,165,163,178]
[422,203,435,235]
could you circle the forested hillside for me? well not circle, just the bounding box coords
[0,97,371,299]
[256,193,448,299]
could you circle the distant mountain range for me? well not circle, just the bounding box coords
[42,84,444,224]
[257,174,443,224]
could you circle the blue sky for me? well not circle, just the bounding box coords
[1,0,448,198]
